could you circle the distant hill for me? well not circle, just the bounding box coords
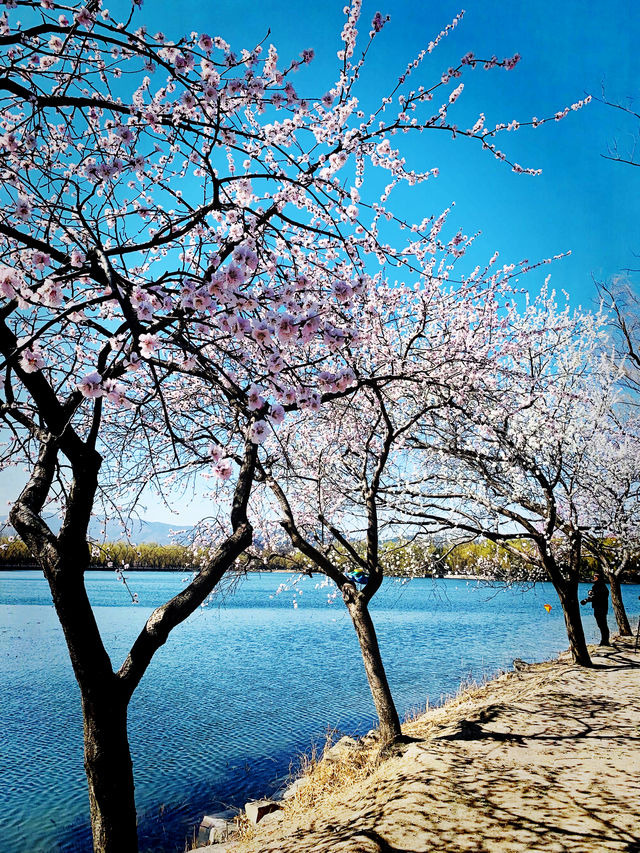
[1,516,191,546]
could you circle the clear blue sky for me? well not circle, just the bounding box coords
[131,0,640,309]
[2,0,638,524]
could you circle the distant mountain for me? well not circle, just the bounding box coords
[1,516,191,546]
[88,517,193,545]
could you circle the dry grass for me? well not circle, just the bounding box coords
[233,658,565,852]
[282,736,380,819]
[233,729,381,849]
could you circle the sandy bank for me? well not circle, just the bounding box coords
[224,637,640,853]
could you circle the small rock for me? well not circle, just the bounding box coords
[257,809,284,828]
[198,815,236,844]
[244,799,281,825]
[281,776,307,800]
[323,735,358,762]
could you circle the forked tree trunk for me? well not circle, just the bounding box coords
[39,557,139,851]
[342,585,402,745]
[82,689,138,853]
[557,584,592,666]
[606,571,631,636]
[49,568,140,853]
[8,441,140,852]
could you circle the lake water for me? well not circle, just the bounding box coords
[1,571,639,853]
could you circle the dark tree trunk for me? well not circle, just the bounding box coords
[82,689,138,853]
[16,558,139,853]
[46,567,139,852]
[343,585,402,745]
[607,571,631,636]
[558,584,592,666]
[540,538,592,667]
[8,439,138,851]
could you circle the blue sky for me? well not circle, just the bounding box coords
[132,0,640,309]
[2,0,638,525]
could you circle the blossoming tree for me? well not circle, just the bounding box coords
[390,291,624,666]
[255,270,542,744]
[0,0,587,849]
[580,420,640,635]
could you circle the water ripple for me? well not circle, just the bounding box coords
[1,573,638,853]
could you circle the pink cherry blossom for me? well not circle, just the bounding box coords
[15,198,32,221]
[32,251,51,270]
[213,458,233,480]
[251,321,273,346]
[250,419,269,443]
[103,380,130,407]
[0,266,21,299]
[267,353,285,373]
[247,384,265,411]
[225,264,245,286]
[269,404,285,424]
[332,280,353,303]
[74,7,94,28]
[276,315,298,343]
[70,249,86,269]
[138,334,159,358]
[40,279,63,307]
[77,371,103,398]
[19,345,45,373]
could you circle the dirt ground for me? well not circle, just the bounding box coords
[233,637,640,853]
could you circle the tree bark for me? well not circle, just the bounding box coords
[83,688,138,853]
[540,538,592,667]
[39,559,140,852]
[558,584,592,666]
[607,571,632,636]
[343,585,402,745]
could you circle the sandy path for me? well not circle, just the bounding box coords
[235,638,640,853]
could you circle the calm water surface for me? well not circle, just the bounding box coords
[1,571,639,853]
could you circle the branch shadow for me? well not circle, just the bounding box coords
[250,643,640,852]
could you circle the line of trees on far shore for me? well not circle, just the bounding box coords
[3,536,639,584]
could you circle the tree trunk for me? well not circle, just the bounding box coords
[40,561,139,851]
[343,586,402,745]
[44,561,139,852]
[82,688,138,853]
[607,571,631,636]
[558,584,592,666]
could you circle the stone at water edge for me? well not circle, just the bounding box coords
[322,735,359,762]
[197,813,237,845]
[245,799,282,825]
[281,776,307,801]
[256,809,284,829]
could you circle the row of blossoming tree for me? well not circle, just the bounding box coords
[0,0,633,851]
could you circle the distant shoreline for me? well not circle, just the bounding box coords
[0,565,488,579]
[2,567,640,585]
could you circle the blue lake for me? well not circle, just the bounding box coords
[1,570,639,853]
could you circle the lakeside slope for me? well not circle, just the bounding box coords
[233,637,640,853]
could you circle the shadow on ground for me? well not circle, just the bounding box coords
[247,641,640,853]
